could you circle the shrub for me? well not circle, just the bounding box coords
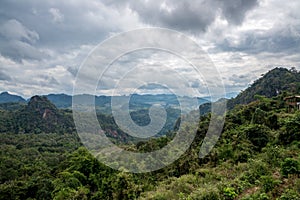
[223,187,238,200]
[260,175,280,192]
[241,159,271,184]
[262,145,284,167]
[243,124,271,151]
[189,188,220,200]
[279,189,300,200]
[279,113,300,144]
[241,192,269,200]
[280,158,300,177]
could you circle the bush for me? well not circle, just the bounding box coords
[280,158,300,177]
[262,145,284,167]
[241,192,269,200]
[241,159,271,184]
[279,113,300,144]
[260,175,280,192]
[243,124,271,151]
[189,188,220,200]
[223,187,238,200]
[279,189,300,200]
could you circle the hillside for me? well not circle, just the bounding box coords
[199,67,300,114]
[228,67,300,109]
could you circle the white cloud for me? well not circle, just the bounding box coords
[49,8,64,23]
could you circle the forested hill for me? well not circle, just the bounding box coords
[0,95,75,134]
[227,67,300,109]
[0,95,134,142]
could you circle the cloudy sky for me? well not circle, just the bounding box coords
[0,0,299,98]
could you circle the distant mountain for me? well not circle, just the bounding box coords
[225,92,238,99]
[45,93,72,108]
[43,93,209,115]
[128,94,209,112]
[227,67,300,109]
[0,92,26,103]
[43,94,111,109]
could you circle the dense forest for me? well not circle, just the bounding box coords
[0,67,300,199]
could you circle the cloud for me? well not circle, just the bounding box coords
[0,0,141,50]
[218,21,300,54]
[49,8,64,23]
[1,40,46,61]
[218,0,258,25]
[0,19,39,43]
[0,19,45,61]
[229,74,254,85]
[104,0,258,33]
[211,0,300,55]
[0,70,11,81]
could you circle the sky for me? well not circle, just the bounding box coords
[0,0,299,98]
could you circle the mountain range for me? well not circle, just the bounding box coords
[0,67,299,139]
[0,92,210,110]
[2,68,298,111]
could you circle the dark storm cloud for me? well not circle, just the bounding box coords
[104,0,259,32]
[130,1,216,32]
[218,0,259,25]
[67,66,79,77]
[0,0,260,62]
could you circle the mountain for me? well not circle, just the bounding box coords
[197,67,300,115]
[45,93,72,108]
[227,67,300,109]
[45,93,209,111]
[0,95,75,134]
[0,92,26,103]
[45,94,111,109]
[14,95,75,134]
[0,95,132,141]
